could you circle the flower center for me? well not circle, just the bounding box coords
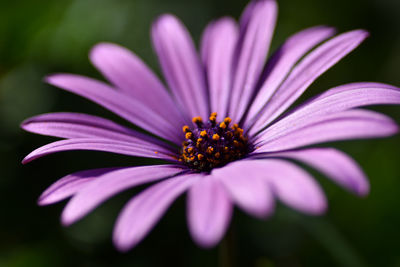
[179,112,251,172]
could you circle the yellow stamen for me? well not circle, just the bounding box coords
[235,128,244,135]
[192,116,203,124]
[185,132,193,139]
[219,122,226,129]
[196,138,203,148]
[206,146,214,154]
[212,134,220,141]
[197,154,204,160]
[223,117,232,125]
[187,147,194,153]
[209,112,217,123]
[182,125,190,133]
[200,130,208,138]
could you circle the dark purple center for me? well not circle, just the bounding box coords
[179,112,252,172]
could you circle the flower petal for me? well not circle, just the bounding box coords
[187,175,232,248]
[234,159,326,214]
[151,14,209,119]
[21,112,174,150]
[264,148,369,196]
[250,30,369,134]
[251,159,327,214]
[257,109,399,152]
[46,74,181,143]
[246,26,336,124]
[211,161,274,218]
[229,0,277,122]
[200,17,238,118]
[61,165,184,225]
[38,168,118,206]
[113,173,202,251]
[255,82,400,137]
[22,138,175,164]
[89,43,187,124]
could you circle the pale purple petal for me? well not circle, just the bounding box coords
[187,175,232,248]
[113,173,202,252]
[255,82,400,137]
[38,168,118,206]
[151,14,209,119]
[216,159,327,214]
[61,165,184,225]
[22,138,176,164]
[200,18,238,118]
[249,30,369,134]
[211,161,274,218]
[229,0,277,122]
[257,109,399,152]
[21,112,174,151]
[89,43,187,124]
[290,82,400,119]
[250,159,327,214]
[264,148,369,196]
[45,74,181,143]
[245,26,336,124]
[237,0,256,33]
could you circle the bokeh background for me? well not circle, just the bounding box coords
[0,0,399,266]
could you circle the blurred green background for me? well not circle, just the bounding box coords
[0,0,399,266]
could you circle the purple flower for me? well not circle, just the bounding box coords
[22,0,400,251]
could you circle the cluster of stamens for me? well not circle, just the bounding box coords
[179,112,251,172]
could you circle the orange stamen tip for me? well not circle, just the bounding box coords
[215,152,221,158]
[223,117,232,124]
[219,122,226,129]
[206,146,214,154]
[232,123,239,129]
[182,125,190,133]
[197,154,204,160]
[154,151,159,154]
[210,112,217,117]
[185,132,193,139]
[212,134,220,141]
[192,116,203,124]
[187,147,194,153]
[200,130,208,137]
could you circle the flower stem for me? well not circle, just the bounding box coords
[219,224,236,267]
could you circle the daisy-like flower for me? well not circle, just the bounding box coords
[22,0,400,251]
